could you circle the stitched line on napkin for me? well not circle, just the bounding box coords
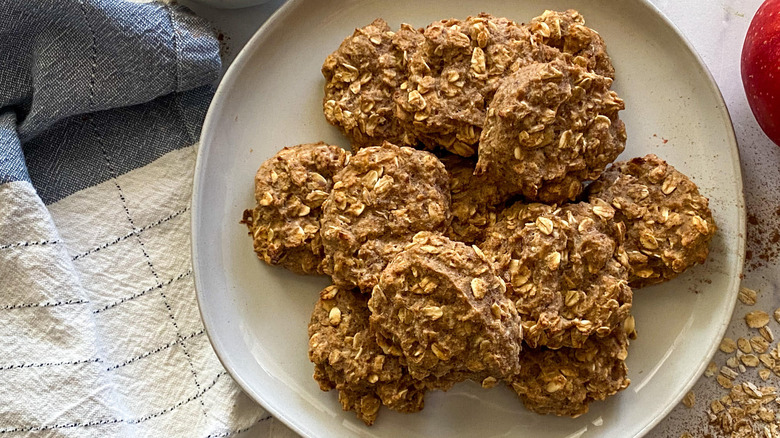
[204,415,273,438]
[0,371,226,433]
[96,142,159,283]
[0,358,103,371]
[72,207,189,261]
[0,298,89,310]
[94,117,208,419]
[92,269,192,314]
[0,329,203,373]
[105,329,204,371]
[0,239,62,250]
[77,0,98,110]
[166,5,196,144]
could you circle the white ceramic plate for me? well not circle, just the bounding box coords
[193,1,745,436]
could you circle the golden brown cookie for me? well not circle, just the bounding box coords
[475,59,626,204]
[323,15,551,157]
[586,154,717,288]
[323,19,414,151]
[369,232,522,380]
[309,285,457,425]
[394,14,538,157]
[482,202,632,349]
[506,317,632,417]
[320,142,451,292]
[241,143,349,274]
[527,9,615,79]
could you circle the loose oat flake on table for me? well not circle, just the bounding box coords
[683,293,780,437]
[240,9,720,426]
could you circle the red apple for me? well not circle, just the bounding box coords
[742,0,780,146]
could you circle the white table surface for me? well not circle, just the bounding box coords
[181,0,779,435]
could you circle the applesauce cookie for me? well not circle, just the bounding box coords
[586,154,717,288]
[309,285,457,425]
[482,202,632,349]
[320,142,451,292]
[527,9,615,79]
[241,143,349,274]
[323,19,415,151]
[394,14,538,157]
[439,155,508,245]
[506,318,632,417]
[369,232,522,381]
[475,59,626,204]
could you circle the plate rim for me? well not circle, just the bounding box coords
[193,1,313,437]
[192,1,747,436]
[615,2,746,436]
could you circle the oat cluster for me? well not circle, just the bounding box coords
[679,287,780,438]
[242,9,717,427]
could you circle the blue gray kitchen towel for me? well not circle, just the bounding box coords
[0,1,277,436]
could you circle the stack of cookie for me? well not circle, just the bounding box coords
[242,10,717,425]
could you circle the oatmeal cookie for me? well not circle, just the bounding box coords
[475,59,626,204]
[320,142,451,292]
[586,154,717,288]
[323,19,415,151]
[394,14,538,157]
[241,143,349,274]
[440,155,508,245]
[369,232,522,380]
[482,202,632,349]
[309,285,457,425]
[527,10,615,78]
[506,317,632,417]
